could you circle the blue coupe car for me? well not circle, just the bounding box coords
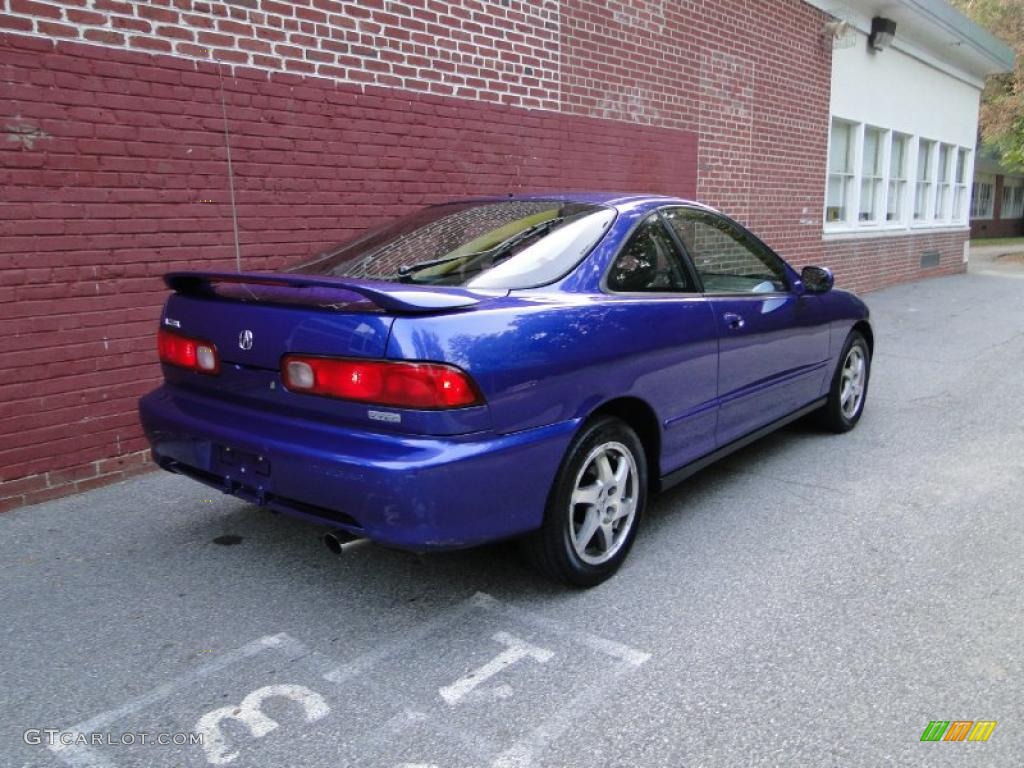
[139,194,872,586]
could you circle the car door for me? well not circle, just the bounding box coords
[603,213,720,473]
[661,207,831,447]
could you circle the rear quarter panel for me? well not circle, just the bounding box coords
[386,294,721,475]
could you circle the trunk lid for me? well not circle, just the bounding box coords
[157,271,498,436]
[162,271,503,368]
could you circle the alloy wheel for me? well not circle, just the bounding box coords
[840,345,867,419]
[568,441,639,566]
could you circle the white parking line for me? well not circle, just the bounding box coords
[485,648,649,768]
[47,634,305,767]
[196,683,330,765]
[45,594,652,768]
[439,632,554,705]
[352,704,500,767]
[469,593,652,768]
[322,597,480,685]
[471,592,651,667]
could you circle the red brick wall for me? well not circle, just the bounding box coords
[972,218,1023,238]
[0,0,966,511]
[559,0,833,268]
[0,3,701,511]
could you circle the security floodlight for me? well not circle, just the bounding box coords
[869,17,897,51]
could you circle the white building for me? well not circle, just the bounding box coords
[813,1,1012,255]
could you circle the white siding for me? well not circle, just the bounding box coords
[831,32,981,148]
[825,32,981,235]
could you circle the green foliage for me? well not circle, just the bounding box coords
[952,0,1024,170]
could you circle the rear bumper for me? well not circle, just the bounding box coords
[138,385,577,550]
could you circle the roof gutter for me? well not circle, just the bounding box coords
[808,0,1015,77]
[901,0,1015,73]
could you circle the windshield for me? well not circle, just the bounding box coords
[289,200,615,289]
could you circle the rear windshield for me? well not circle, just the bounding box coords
[289,200,615,289]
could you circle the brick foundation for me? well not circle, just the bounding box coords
[821,231,969,295]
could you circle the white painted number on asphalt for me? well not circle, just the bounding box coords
[195,683,330,765]
[439,632,554,706]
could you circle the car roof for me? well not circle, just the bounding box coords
[444,192,721,215]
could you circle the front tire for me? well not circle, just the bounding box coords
[819,331,870,433]
[524,417,647,587]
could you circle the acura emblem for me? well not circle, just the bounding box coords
[238,329,254,351]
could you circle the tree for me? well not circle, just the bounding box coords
[952,0,1024,169]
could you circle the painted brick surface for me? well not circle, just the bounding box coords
[0,0,967,510]
[0,23,697,509]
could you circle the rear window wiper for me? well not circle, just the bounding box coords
[397,253,468,276]
[398,217,565,277]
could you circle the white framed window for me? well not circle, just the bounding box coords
[953,149,970,222]
[1001,178,1024,219]
[859,126,885,224]
[971,175,995,219]
[934,144,954,222]
[914,139,935,223]
[827,119,856,225]
[887,133,910,223]
[823,119,970,233]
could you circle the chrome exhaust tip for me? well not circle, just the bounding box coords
[324,529,364,555]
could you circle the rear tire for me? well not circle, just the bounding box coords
[819,331,870,433]
[524,417,647,587]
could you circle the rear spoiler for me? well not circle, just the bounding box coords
[164,271,506,314]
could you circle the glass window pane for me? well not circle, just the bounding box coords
[918,140,933,181]
[829,122,851,173]
[914,185,929,220]
[890,136,906,179]
[290,200,613,289]
[887,181,903,221]
[1002,182,1024,219]
[863,128,883,177]
[971,181,994,219]
[827,176,848,222]
[669,211,787,294]
[608,214,693,293]
[956,149,968,183]
[860,178,883,222]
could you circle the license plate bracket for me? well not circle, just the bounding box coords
[215,445,271,477]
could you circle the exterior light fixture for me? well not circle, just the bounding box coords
[869,17,897,51]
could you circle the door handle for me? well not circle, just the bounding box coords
[723,312,745,330]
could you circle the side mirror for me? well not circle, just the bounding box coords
[801,266,834,294]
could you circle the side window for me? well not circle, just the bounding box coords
[663,208,788,294]
[607,216,695,293]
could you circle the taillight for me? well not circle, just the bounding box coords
[281,355,482,409]
[158,328,219,375]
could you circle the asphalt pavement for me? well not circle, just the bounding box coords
[1,262,1022,767]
